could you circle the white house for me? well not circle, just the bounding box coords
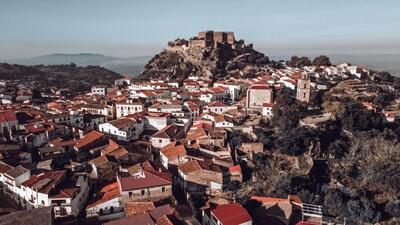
[86,182,124,221]
[91,86,108,96]
[262,103,274,118]
[1,169,89,218]
[202,203,252,225]
[150,124,185,148]
[99,118,144,141]
[81,104,113,117]
[116,98,145,118]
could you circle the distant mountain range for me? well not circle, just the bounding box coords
[3,53,400,77]
[4,53,152,76]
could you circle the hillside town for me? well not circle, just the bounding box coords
[0,31,400,225]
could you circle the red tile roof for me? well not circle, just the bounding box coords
[148,204,174,221]
[208,101,228,107]
[0,111,16,123]
[74,130,104,149]
[0,162,13,174]
[296,222,321,225]
[211,203,251,225]
[119,171,172,191]
[160,143,186,161]
[249,85,271,90]
[51,187,79,199]
[229,165,241,173]
[21,171,66,194]
[103,212,155,225]
[178,160,202,175]
[263,103,274,108]
[24,124,47,134]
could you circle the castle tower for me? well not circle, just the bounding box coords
[296,74,311,103]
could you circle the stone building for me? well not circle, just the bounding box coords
[296,74,311,103]
[246,85,273,110]
[190,31,235,48]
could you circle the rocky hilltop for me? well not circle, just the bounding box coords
[141,31,270,82]
[0,63,123,94]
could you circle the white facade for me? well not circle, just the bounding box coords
[91,86,107,96]
[116,99,144,118]
[262,105,273,117]
[99,119,144,141]
[86,196,124,221]
[151,137,172,149]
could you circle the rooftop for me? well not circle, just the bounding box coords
[211,203,251,225]
[119,170,172,191]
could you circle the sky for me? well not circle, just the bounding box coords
[0,0,400,59]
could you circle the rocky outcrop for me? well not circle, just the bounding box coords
[141,36,270,82]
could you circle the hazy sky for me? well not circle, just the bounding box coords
[1,0,399,59]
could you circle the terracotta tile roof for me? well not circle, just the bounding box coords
[211,203,251,225]
[103,212,155,225]
[24,123,47,134]
[86,182,120,208]
[107,147,129,160]
[5,166,30,179]
[90,155,118,167]
[263,103,274,108]
[74,130,104,149]
[50,187,79,198]
[208,101,228,107]
[155,215,174,225]
[0,111,16,123]
[178,160,202,175]
[148,204,174,221]
[0,162,13,174]
[116,98,145,105]
[119,170,172,191]
[208,87,226,93]
[21,170,66,194]
[152,124,184,139]
[249,85,271,90]
[108,118,137,129]
[229,165,241,173]
[160,143,186,161]
[142,160,155,172]
[296,222,321,225]
[50,138,77,147]
[101,139,121,155]
[124,201,155,217]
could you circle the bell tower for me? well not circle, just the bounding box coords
[296,74,311,103]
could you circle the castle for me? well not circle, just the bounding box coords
[167,31,248,51]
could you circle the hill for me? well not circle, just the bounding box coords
[5,53,117,66]
[141,31,270,82]
[3,54,150,77]
[0,63,123,94]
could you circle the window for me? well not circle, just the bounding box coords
[162,187,166,193]
[110,206,114,213]
[141,190,145,195]
[100,209,103,215]
[159,139,162,143]
[129,192,132,198]
[41,200,45,205]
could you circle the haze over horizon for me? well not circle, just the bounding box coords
[1,0,400,60]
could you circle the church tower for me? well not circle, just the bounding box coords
[296,74,311,103]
